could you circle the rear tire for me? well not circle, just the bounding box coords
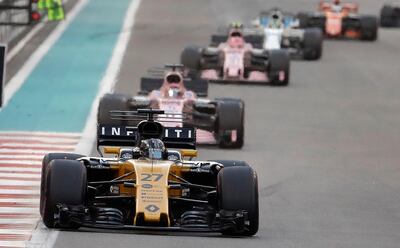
[297,12,310,28]
[360,15,378,41]
[380,5,396,27]
[218,166,259,236]
[268,49,290,86]
[40,153,84,216]
[303,28,323,60]
[216,98,245,149]
[41,160,87,228]
[181,45,202,72]
[97,93,130,125]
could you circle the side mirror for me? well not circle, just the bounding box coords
[103,147,121,155]
[180,149,198,158]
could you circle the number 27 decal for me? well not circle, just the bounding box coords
[141,173,163,182]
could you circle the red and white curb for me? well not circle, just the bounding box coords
[0,132,80,248]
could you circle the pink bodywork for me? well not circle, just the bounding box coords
[201,30,268,82]
[148,72,216,145]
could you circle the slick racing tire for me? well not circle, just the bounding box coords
[180,45,202,72]
[303,28,323,60]
[41,159,87,228]
[97,93,130,125]
[216,98,244,149]
[217,166,259,236]
[268,49,290,86]
[297,12,310,28]
[360,15,378,41]
[40,153,84,217]
[380,5,396,27]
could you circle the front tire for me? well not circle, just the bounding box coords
[217,166,259,236]
[41,159,87,228]
[40,153,84,216]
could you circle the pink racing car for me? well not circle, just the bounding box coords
[98,65,245,149]
[181,27,290,86]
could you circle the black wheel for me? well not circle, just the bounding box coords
[217,166,259,236]
[216,98,245,149]
[360,15,378,41]
[268,49,290,86]
[380,5,396,27]
[97,93,130,125]
[303,28,323,60]
[40,153,84,216]
[297,12,310,28]
[180,45,202,72]
[41,159,87,228]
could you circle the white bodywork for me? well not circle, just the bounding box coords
[263,27,284,50]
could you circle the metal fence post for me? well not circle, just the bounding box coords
[0,45,6,108]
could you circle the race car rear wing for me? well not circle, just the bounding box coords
[210,34,264,49]
[139,77,208,97]
[97,125,196,150]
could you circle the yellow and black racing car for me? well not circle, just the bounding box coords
[40,109,259,236]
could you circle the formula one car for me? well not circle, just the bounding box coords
[250,9,323,60]
[381,3,400,27]
[98,65,245,148]
[297,0,378,41]
[181,24,290,86]
[40,109,259,236]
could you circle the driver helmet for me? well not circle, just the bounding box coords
[333,0,341,5]
[139,138,166,160]
[163,72,184,98]
[268,10,284,28]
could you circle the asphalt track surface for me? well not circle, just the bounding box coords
[54,0,400,247]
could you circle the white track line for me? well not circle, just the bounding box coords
[75,0,142,154]
[0,229,33,235]
[6,22,46,64]
[0,207,38,214]
[0,190,38,195]
[0,155,44,159]
[0,241,27,248]
[0,173,40,179]
[0,181,39,186]
[0,160,41,165]
[0,171,40,180]
[0,219,38,224]
[0,144,75,149]
[0,0,89,109]
[0,131,80,138]
[0,136,79,143]
[0,199,39,203]
[0,149,65,155]
[0,167,41,173]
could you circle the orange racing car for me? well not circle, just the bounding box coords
[297,0,378,41]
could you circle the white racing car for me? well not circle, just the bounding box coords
[210,10,323,61]
[251,9,324,60]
